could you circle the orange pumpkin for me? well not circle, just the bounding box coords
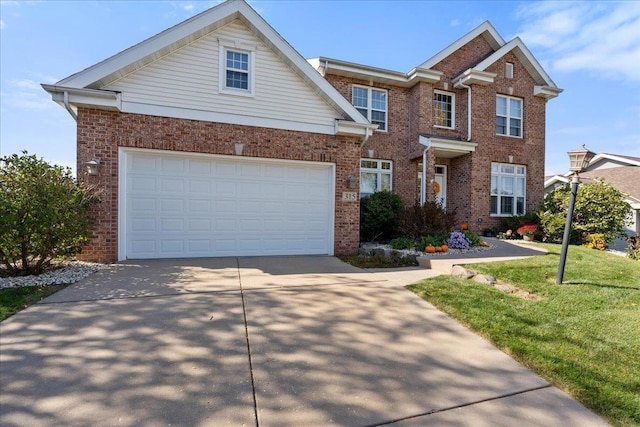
[425,245,436,253]
[440,245,448,252]
[434,246,442,252]
[460,223,468,230]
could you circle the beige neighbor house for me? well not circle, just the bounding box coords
[43,0,561,263]
[544,153,640,238]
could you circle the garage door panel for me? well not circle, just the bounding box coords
[124,151,333,259]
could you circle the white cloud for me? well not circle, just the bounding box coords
[1,78,56,111]
[0,19,5,29]
[516,1,640,82]
[450,19,460,27]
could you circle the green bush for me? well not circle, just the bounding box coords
[396,201,457,240]
[417,235,447,250]
[389,237,414,250]
[501,212,539,232]
[0,152,99,276]
[463,231,482,247]
[539,179,630,245]
[360,191,404,242]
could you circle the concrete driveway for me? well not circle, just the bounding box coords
[0,257,608,426]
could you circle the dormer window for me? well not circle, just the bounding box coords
[219,39,256,97]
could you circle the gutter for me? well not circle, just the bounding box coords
[421,145,430,205]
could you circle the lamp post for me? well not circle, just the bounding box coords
[556,145,595,284]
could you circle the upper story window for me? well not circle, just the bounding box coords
[506,63,514,79]
[226,50,249,90]
[491,163,526,216]
[434,90,455,129]
[352,86,388,131]
[496,95,522,137]
[360,159,392,196]
[219,39,256,97]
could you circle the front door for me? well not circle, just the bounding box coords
[434,165,446,207]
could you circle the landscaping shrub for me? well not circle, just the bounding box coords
[582,233,606,251]
[0,152,99,276]
[389,237,414,250]
[447,231,471,250]
[538,179,630,245]
[360,191,403,241]
[627,235,640,261]
[396,201,457,240]
[418,235,447,251]
[463,230,482,247]
[501,212,539,232]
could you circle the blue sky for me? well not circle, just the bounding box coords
[1,0,639,176]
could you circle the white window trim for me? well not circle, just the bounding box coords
[496,95,523,138]
[490,162,527,217]
[218,39,256,97]
[352,85,388,132]
[360,159,392,196]
[434,90,455,129]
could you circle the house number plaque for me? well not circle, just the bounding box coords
[342,192,358,202]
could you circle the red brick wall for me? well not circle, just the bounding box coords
[322,36,548,235]
[76,108,362,262]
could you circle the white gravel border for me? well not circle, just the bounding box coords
[0,261,109,289]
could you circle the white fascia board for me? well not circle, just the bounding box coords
[311,57,442,86]
[335,120,378,140]
[57,0,244,89]
[589,153,640,168]
[42,84,121,110]
[419,21,505,70]
[534,85,563,99]
[475,38,560,90]
[544,175,570,188]
[453,69,496,86]
[419,135,478,152]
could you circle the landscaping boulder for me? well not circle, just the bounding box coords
[473,274,497,285]
[452,265,476,279]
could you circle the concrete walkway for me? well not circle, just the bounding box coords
[0,256,608,426]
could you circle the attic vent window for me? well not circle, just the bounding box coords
[506,63,514,79]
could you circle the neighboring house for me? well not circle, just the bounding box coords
[545,153,640,236]
[43,0,561,262]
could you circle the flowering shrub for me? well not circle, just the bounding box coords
[582,233,606,251]
[447,231,471,250]
[516,224,538,237]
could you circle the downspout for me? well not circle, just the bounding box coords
[421,145,430,206]
[63,91,77,121]
[456,81,472,141]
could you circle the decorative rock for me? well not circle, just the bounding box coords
[0,261,108,289]
[473,274,497,285]
[452,265,476,279]
[495,284,518,293]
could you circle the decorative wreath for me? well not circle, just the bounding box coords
[434,181,441,194]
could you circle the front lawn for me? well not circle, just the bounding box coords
[408,244,639,427]
[0,285,68,321]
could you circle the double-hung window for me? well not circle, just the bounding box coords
[491,163,526,216]
[360,159,392,196]
[219,40,255,96]
[352,86,388,131]
[496,95,522,137]
[434,90,455,128]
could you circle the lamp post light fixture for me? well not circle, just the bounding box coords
[556,145,595,284]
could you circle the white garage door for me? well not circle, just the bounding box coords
[119,149,334,259]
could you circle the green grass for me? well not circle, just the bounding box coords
[0,284,68,321]
[408,243,640,427]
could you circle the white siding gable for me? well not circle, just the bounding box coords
[103,20,340,134]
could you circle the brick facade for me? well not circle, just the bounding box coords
[76,108,362,262]
[322,36,549,235]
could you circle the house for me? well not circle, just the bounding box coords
[545,153,640,236]
[43,0,561,262]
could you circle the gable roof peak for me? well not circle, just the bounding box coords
[418,20,505,70]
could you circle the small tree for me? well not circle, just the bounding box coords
[396,201,457,240]
[359,191,403,242]
[0,152,99,276]
[538,179,630,245]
